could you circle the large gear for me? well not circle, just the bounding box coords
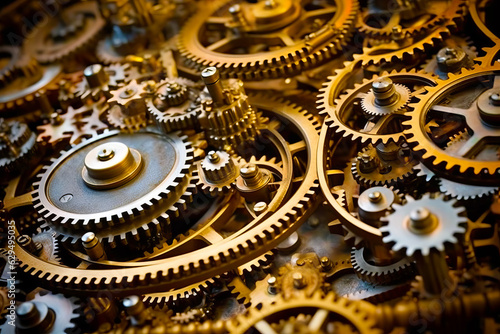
[178,0,359,80]
[32,129,197,248]
[403,64,500,185]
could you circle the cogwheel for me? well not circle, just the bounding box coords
[380,194,467,257]
[30,229,62,264]
[403,65,500,185]
[23,1,105,63]
[147,77,203,133]
[351,143,417,187]
[107,80,148,131]
[178,0,359,80]
[37,98,109,145]
[360,82,411,116]
[227,291,381,334]
[32,129,198,248]
[439,178,498,200]
[0,119,38,177]
[351,247,415,285]
[198,150,240,196]
[475,44,500,68]
[318,69,437,145]
[359,0,466,42]
[0,290,80,334]
[74,63,128,101]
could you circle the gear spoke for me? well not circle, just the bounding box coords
[431,104,471,118]
[206,36,236,52]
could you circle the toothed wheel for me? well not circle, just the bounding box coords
[32,130,197,249]
[0,119,38,177]
[107,80,148,131]
[74,63,128,101]
[198,150,240,196]
[380,194,467,257]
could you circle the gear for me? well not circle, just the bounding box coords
[198,150,240,196]
[32,129,197,248]
[351,142,417,187]
[227,291,381,334]
[178,0,359,80]
[0,119,37,177]
[17,94,319,297]
[107,80,148,131]
[318,69,437,145]
[74,63,128,101]
[351,247,415,285]
[403,65,500,185]
[147,77,203,133]
[360,81,411,116]
[380,194,467,257]
[0,290,80,334]
[23,1,105,63]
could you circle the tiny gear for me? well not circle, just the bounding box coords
[380,194,467,257]
[107,80,148,131]
[147,77,202,133]
[74,63,128,101]
[0,119,37,177]
[360,77,411,116]
[198,150,239,196]
[32,130,197,248]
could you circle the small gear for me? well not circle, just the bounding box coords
[32,130,197,248]
[74,63,128,101]
[0,46,21,84]
[198,150,239,196]
[318,69,437,145]
[147,77,202,133]
[380,194,467,257]
[227,291,381,334]
[0,119,37,177]
[107,80,148,131]
[351,247,415,285]
[351,142,417,187]
[23,1,105,63]
[178,0,359,80]
[360,80,411,116]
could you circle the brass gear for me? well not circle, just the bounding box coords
[318,69,437,145]
[23,1,105,63]
[16,94,320,298]
[197,150,240,196]
[74,63,129,101]
[227,291,381,334]
[178,0,359,80]
[32,129,197,248]
[403,65,500,185]
[0,119,38,177]
[107,80,149,131]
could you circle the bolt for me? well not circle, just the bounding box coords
[240,163,264,187]
[293,272,306,289]
[372,77,398,106]
[82,232,107,261]
[437,47,468,73]
[267,276,277,294]
[84,64,108,88]
[490,92,500,106]
[123,296,148,324]
[97,148,115,161]
[296,259,305,266]
[207,150,220,163]
[368,191,382,203]
[409,207,436,233]
[392,25,403,41]
[201,67,225,105]
[320,257,332,271]
[253,201,268,216]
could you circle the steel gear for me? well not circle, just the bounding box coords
[227,291,381,334]
[147,77,203,133]
[178,0,359,80]
[318,69,437,145]
[107,80,148,131]
[32,129,197,248]
[23,1,105,63]
[0,119,37,177]
[403,65,500,185]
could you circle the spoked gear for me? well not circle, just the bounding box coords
[403,65,500,185]
[178,0,359,80]
[359,0,465,42]
[0,290,80,334]
[318,69,437,145]
[107,80,148,131]
[32,129,197,248]
[16,94,320,298]
[227,291,381,334]
[147,77,203,133]
[380,194,467,257]
[0,119,37,177]
[23,1,105,63]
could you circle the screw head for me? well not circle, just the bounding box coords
[368,191,382,203]
[293,272,306,289]
[372,77,393,93]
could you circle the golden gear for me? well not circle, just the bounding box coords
[178,0,359,80]
[403,64,500,185]
[22,1,105,64]
[74,63,128,102]
[32,129,198,249]
[317,69,437,145]
[107,80,149,131]
[16,94,320,298]
[198,150,240,196]
[227,291,381,334]
[0,119,37,176]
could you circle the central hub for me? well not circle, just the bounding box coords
[477,88,500,126]
[407,206,438,235]
[82,141,142,189]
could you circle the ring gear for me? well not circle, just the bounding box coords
[32,130,197,249]
[23,1,105,63]
[403,65,500,185]
[178,0,359,80]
